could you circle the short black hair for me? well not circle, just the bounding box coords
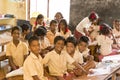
[36,14,44,20]
[100,23,111,35]
[28,36,39,45]
[66,36,77,46]
[54,36,66,44]
[50,20,57,26]
[78,36,89,44]
[11,26,21,34]
[34,27,47,36]
[20,23,30,32]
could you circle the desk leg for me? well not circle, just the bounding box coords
[2,45,4,52]
[112,73,116,80]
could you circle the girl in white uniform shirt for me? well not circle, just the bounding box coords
[97,23,118,61]
[112,19,120,48]
[74,12,99,40]
[58,19,72,39]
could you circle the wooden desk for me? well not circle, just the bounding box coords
[74,63,120,80]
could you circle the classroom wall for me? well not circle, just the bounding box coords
[70,0,120,28]
[0,0,26,19]
[0,0,7,14]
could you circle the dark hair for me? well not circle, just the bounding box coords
[11,26,21,34]
[50,20,57,26]
[66,36,77,46]
[34,27,47,36]
[20,24,30,32]
[28,36,39,45]
[58,19,68,34]
[99,23,111,35]
[88,12,99,21]
[54,36,66,44]
[78,36,89,44]
[36,14,44,21]
[54,12,63,18]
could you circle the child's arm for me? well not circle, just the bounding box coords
[8,56,18,70]
[83,28,89,36]
[32,75,41,80]
[72,61,88,74]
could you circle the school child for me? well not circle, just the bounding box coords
[112,19,120,47]
[23,36,48,80]
[97,23,118,61]
[32,14,46,31]
[74,12,99,40]
[34,27,53,57]
[58,19,72,39]
[42,36,87,80]
[46,20,60,45]
[77,36,95,73]
[54,12,63,23]
[20,23,32,42]
[6,26,28,70]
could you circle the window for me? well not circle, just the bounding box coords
[30,0,70,23]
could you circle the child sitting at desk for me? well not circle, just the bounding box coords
[66,36,95,74]
[97,23,119,61]
[42,36,87,80]
[23,36,48,80]
[6,26,28,70]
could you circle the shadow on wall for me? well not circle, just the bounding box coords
[70,0,120,30]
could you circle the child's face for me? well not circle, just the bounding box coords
[115,22,120,31]
[59,22,65,30]
[24,29,30,34]
[55,13,62,20]
[29,40,40,55]
[78,42,88,53]
[54,40,65,53]
[66,42,75,54]
[50,23,57,31]
[37,18,44,25]
[12,30,20,41]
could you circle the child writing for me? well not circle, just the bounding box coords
[6,26,28,70]
[42,36,87,80]
[23,36,48,80]
[74,12,99,40]
[97,23,118,61]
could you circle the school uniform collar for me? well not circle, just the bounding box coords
[11,40,22,46]
[30,52,41,59]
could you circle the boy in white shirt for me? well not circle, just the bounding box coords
[6,26,28,70]
[23,36,47,80]
[43,36,87,80]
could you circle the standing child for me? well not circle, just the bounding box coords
[23,36,47,80]
[42,36,87,80]
[6,26,28,70]
[54,12,63,23]
[74,12,99,40]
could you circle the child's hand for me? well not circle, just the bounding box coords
[86,55,94,61]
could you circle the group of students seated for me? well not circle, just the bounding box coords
[5,11,120,80]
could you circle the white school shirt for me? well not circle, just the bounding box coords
[96,35,113,55]
[67,50,83,70]
[112,29,120,44]
[76,17,92,35]
[23,52,47,80]
[42,50,75,76]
